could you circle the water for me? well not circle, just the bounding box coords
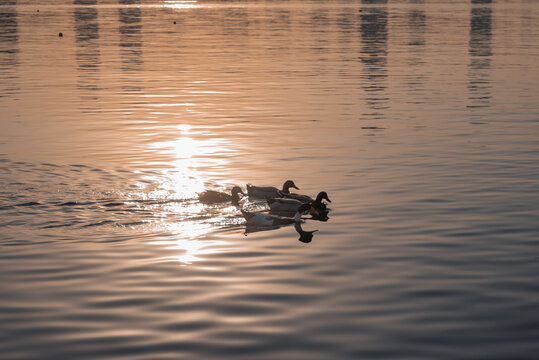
[1,0,539,358]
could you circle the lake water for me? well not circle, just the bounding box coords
[1,0,539,358]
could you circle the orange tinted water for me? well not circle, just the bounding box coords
[1,0,539,358]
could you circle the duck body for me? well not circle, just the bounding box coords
[241,203,312,227]
[269,191,331,215]
[281,192,313,203]
[282,191,331,210]
[267,197,305,213]
[246,180,299,199]
[199,186,244,205]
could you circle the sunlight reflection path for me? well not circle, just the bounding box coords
[152,237,226,265]
[135,122,239,264]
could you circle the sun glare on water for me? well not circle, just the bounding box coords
[133,123,238,263]
[145,124,230,199]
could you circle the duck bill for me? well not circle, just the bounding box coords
[326,197,332,203]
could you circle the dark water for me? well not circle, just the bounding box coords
[1,0,539,359]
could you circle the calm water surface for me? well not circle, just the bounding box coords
[1,0,539,359]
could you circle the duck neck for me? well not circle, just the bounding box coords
[313,194,325,207]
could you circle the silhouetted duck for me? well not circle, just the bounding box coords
[241,203,312,227]
[198,186,244,205]
[246,180,299,199]
[269,191,331,213]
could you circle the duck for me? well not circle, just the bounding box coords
[241,203,312,227]
[246,180,299,199]
[198,186,244,206]
[268,191,331,213]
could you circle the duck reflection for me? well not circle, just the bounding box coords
[359,0,389,121]
[468,0,492,109]
[244,213,324,242]
[311,210,330,222]
[242,203,312,228]
[243,199,329,242]
[74,0,101,110]
[295,222,318,244]
[0,0,19,98]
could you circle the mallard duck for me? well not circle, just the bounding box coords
[246,180,299,199]
[282,191,332,209]
[241,203,312,227]
[268,191,331,213]
[198,186,244,205]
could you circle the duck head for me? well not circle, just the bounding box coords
[315,191,331,204]
[231,186,244,196]
[282,180,299,194]
[231,186,245,204]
